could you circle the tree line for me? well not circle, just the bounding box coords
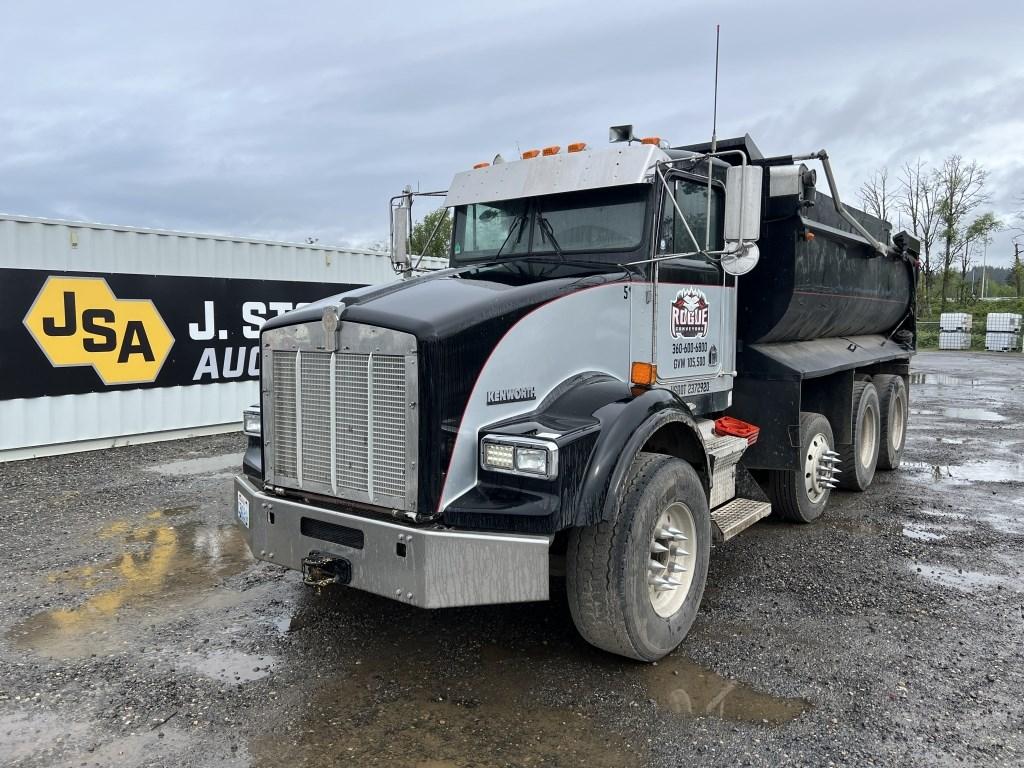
[859,158,1023,311]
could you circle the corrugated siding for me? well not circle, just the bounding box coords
[0,214,448,280]
[0,214,448,459]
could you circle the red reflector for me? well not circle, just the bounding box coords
[714,416,760,446]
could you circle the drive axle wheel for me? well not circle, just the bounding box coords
[567,453,710,661]
[875,375,908,470]
[768,411,837,523]
[838,381,881,490]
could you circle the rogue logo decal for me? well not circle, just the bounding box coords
[670,287,710,339]
[23,276,174,385]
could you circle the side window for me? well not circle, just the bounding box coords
[658,179,724,255]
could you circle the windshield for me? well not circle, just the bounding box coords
[452,185,648,262]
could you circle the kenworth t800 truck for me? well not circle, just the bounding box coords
[234,129,919,661]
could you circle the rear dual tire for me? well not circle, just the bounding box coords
[838,381,881,491]
[876,375,908,470]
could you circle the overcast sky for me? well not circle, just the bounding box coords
[2,1,1022,265]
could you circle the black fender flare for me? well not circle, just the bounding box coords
[574,388,710,528]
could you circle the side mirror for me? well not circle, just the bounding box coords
[724,165,763,243]
[391,187,412,273]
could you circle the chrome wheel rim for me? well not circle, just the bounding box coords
[648,502,697,618]
[804,431,836,504]
[859,403,878,469]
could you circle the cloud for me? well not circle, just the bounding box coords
[1,0,1021,263]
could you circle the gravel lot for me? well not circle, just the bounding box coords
[1,350,1022,767]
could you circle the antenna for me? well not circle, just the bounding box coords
[704,24,720,251]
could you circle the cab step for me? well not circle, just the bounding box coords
[711,498,772,542]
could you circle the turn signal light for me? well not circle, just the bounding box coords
[542,145,560,156]
[473,162,490,169]
[522,149,540,159]
[640,136,661,146]
[630,361,657,387]
[568,142,587,152]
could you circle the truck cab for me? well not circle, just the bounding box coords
[234,131,919,660]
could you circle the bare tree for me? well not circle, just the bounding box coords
[897,160,941,312]
[859,167,893,224]
[959,212,1000,301]
[934,155,988,311]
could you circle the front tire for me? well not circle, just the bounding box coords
[566,453,711,661]
[838,381,881,490]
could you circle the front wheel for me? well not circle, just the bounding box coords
[566,453,711,661]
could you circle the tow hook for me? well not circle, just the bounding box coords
[301,551,352,589]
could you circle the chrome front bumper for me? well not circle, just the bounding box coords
[233,475,550,608]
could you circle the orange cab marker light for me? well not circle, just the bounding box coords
[568,142,587,153]
[714,416,760,446]
[473,162,490,169]
[640,136,661,146]
[630,361,657,388]
[522,149,540,159]
[541,145,560,156]
[803,230,816,242]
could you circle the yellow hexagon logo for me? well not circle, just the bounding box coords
[23,276,174,385]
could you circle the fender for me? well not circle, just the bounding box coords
[443,375,710,534]
[576,388,710,527]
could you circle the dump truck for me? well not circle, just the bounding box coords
[233,129,919,660]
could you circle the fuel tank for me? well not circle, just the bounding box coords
[737,189,914,344]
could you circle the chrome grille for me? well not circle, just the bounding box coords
[272,352,298,478]
[264,321,418,512]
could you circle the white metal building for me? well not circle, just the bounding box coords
[0,213,446,461]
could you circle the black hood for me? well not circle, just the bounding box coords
[261,261,628,341]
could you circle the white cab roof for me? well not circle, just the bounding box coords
[444,143,670,207]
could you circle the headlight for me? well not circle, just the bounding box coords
[243,406,261,437]
[480,436,558,479]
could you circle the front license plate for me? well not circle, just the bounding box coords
[236,491,250,528]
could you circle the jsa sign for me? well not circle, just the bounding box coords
[1,268,362,400]
[24,277,174,385]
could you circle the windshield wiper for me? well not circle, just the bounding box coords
[493,213,527,260]
[537,215,565,263]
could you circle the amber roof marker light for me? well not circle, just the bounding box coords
[568,142,587,153]
[541,145,561,156]
[522,149,540,159]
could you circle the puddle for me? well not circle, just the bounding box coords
[913,563,1023,593]
[910,409,939,416]
[7,509,252,657]
[942,407,1005,422]
[181,648,277,684]
[250,635,806,768]
[939,437,966,445]
[145,452,240,477]
[902,524,946,542]
[644,654,808,723]
[0,710,194,767]
[910,373,979,386]
[902,460,1024,484]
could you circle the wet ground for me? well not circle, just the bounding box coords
[1,350,1022,767]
